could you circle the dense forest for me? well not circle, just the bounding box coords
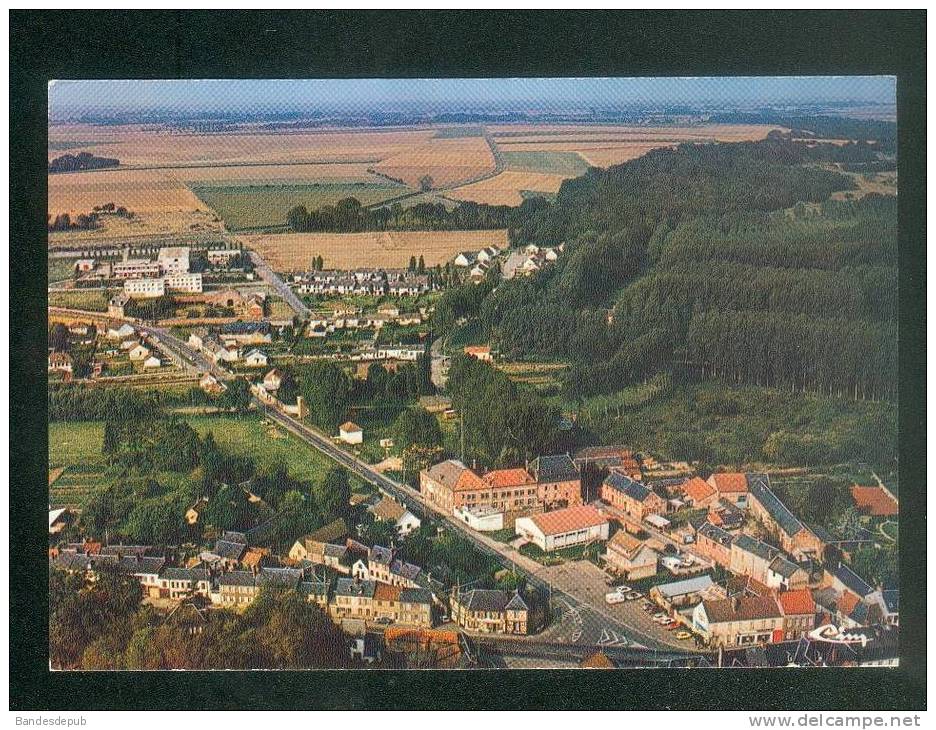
[449,133,897,406]
[286,197,512,233]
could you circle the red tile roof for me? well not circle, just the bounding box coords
[527,504,608,537]
[837,590,862,617]
[850,485,898,517]
[683,476,716,503]
[703,594,782,624]
[374,582,402,602]
[340,421,362,432]
[483,468,535,488]
[778,588,816,616]
[708,472,749,494]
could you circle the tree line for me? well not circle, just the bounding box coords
[49,151,120,173]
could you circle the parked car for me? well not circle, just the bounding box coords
[605,586,630,605]
[664,621,681,630]
[675,631,692,640]
[625,591,643,600]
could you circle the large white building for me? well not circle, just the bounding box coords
[124,277,166,298]
[114,259,161,279]
[515,504,609,553]
[163,272,203,293]
[157,246,191,274]
[454,504,504,532]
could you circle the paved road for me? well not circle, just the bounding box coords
[255,404,703,657]
[248,251,310,319]
[428,337,449,389]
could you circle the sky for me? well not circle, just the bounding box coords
[48,76,896,118]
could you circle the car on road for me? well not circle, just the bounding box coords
[605,586,630,604]
[374,617,393,625]
[625,591,643,600]
[653,614,671,624]
[664,621,681,630]
[675,631,692,640]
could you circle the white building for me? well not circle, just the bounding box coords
[158,246,191,274]
[143,355,162,369]
[515,504,609,553]
[163,272,203,293]
[244,349,269,367]
[124,277,166,298]
[114,259,161,279]
[339,421,363,445]
[128,343,151,361]
[106,323,136,340]
[454,505,505,532]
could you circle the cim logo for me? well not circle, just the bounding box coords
[807,623,872,647]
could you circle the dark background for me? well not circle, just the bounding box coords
[10,10,926,711]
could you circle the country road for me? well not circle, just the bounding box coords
[248,250,310,319]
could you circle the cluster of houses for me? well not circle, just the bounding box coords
[292,268,433,298]
[188,322,273,366]
[453,244,502,283]
[501,243,564,280]
[305,303,427,339]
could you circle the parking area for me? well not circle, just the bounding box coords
[537,560,702,652]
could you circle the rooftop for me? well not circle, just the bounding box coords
[525,504,608,537]
[777,588,816,616]
[654,574,714,599]
[425,459,488,493]
[748,476,804,538]
[682,476,716,503]
[703,594,782,624]
[708,472,749,494]
[529,454,579,484]
[482,467,535,489]
[603,472,655,502]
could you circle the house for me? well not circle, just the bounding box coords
[730,534,781,585]
[214,531,248,569]
[420,459,490,513]
[48,351,73,373]
[515,504,609,553]
[106,323,136,340]
[692,594,784,647]
[263,368,283,391]
[219,321,272,345]
[777,588,817,640]
[850,485,898,517]
[244,349,269,368]
[163,272,203,294]
[339,421,363,445]
[329,578,433,628]
[185,498,209,525]
[453,251,477,267]
[143,355,162,369]
[157,246,190,274]
[48,508,73,535]
[298,577,331,609]
[765,554,810,591]
[747,475,825,558]
[600,473,667,521]
[520,257,541,275]
[707,498,744,531]
[692,521,734,569]
[450,588,529,635]
[480,467,539,517]
[127,343,151,361]
[164,601,208,636]
[463,345,492,362]
[349,634,382,664]
[199,373,225,395]
[529,454,582,510]
[107,293,130,318]
[574,444,641,475]
[681,476,718,508]
[368,496,421,537]
[706,472,749,507]
[650,575,718,611]
[868,589,899,627]
[603,530,658,580]
[476,245,500,263]
[218,571,259,606]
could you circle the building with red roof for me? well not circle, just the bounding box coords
[682,476,717,508]
[777,588,817,640]
[515,504,609,552]
[707,472,749,506]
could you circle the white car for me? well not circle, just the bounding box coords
[604,586,630,604]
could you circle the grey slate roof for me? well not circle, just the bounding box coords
[654,575,714,599]
[505,592,529,611]
[299,581,330,598]
[100,545,152,557]
[604,472,654,502]
[214,539,247,561]
[323,543,349,560]
[697,521,734,547]
[458,588,511,612]
[161,566,210,582]
[882,590,899,614]
[370,545,394,566]
[529,454,578,483]
[399,588,433,605]
[831,562,874,597]
[218,571,257,587]
[220,321,271,335]
[768,554,802,579]
[124,556,166,575]
[733,534,779,562]
[748,477,804,538]
[390,559,422,582]
[257,567,303,589]
[335,578,376,599]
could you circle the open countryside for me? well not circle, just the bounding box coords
[47,77,900,672]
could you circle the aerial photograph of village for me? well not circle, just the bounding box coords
[46,76,899,670]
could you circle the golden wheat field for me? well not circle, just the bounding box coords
[372,136,495,189]
[238,229,510,271]
[447,171,568,206]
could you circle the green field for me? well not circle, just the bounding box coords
[434,126,484,138]
[48,288,110,312]
[502,150,590,177]
[48,257,78,284]
[49,421,108,507]
[185,414,337,484]
[190,181,411,231]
